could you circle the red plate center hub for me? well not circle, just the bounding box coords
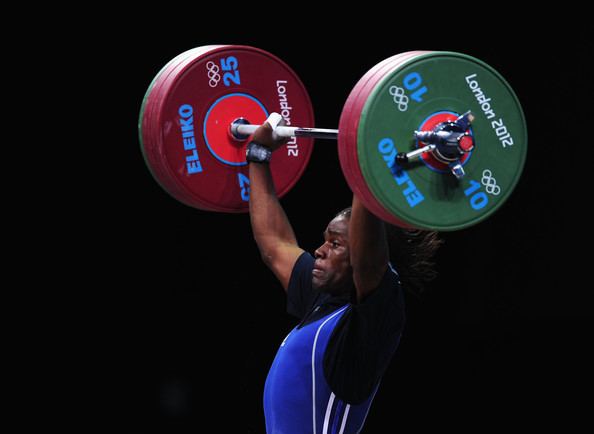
[204,93,268,165]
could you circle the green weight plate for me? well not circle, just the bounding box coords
[357,52,527,231]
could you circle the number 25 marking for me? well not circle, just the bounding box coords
[221,56,241,86]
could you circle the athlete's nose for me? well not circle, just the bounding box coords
[314,244,327,259]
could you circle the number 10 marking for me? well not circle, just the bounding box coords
[464,179,488,210]
[403,72,428,102]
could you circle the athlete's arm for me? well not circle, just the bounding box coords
[248,117,304,291]
[349,195,389,302]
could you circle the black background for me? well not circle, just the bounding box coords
[80,17,591,433]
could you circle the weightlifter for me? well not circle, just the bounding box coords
[248,113,442,433]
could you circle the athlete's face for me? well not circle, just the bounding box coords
[313,216,353,293]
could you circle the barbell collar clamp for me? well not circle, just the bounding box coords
[396,144,436,164]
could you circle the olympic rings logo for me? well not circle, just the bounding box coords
[481,169,501,195]
[389,86,409,112]
[206,61,221,87]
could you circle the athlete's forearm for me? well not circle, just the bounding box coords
[349,195,389,301]
[249,162,298,260]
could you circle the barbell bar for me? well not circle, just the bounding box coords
[230,119,339,140]
[230,109,475,179]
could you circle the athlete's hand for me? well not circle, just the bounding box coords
[251,112,289,152]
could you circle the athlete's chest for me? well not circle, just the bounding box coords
[280,305,349,357]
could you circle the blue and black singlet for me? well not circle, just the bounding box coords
[264,252,405,434]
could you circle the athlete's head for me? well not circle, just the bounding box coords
[312,206,443,297]
[312,208,353,294]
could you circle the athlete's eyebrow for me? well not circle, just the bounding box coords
[324,229,345,238]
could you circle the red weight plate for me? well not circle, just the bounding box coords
[338,54,411,225]
[339,52,428,227]
[140,45,314,212]
[143,46,230,210]
[338,53,405,192]
[140,46,222,210]
[339,52,423,227]
[348,52,429,226]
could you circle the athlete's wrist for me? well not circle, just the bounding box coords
[246,141,272,164]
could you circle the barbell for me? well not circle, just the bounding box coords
[138,45,527,231]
